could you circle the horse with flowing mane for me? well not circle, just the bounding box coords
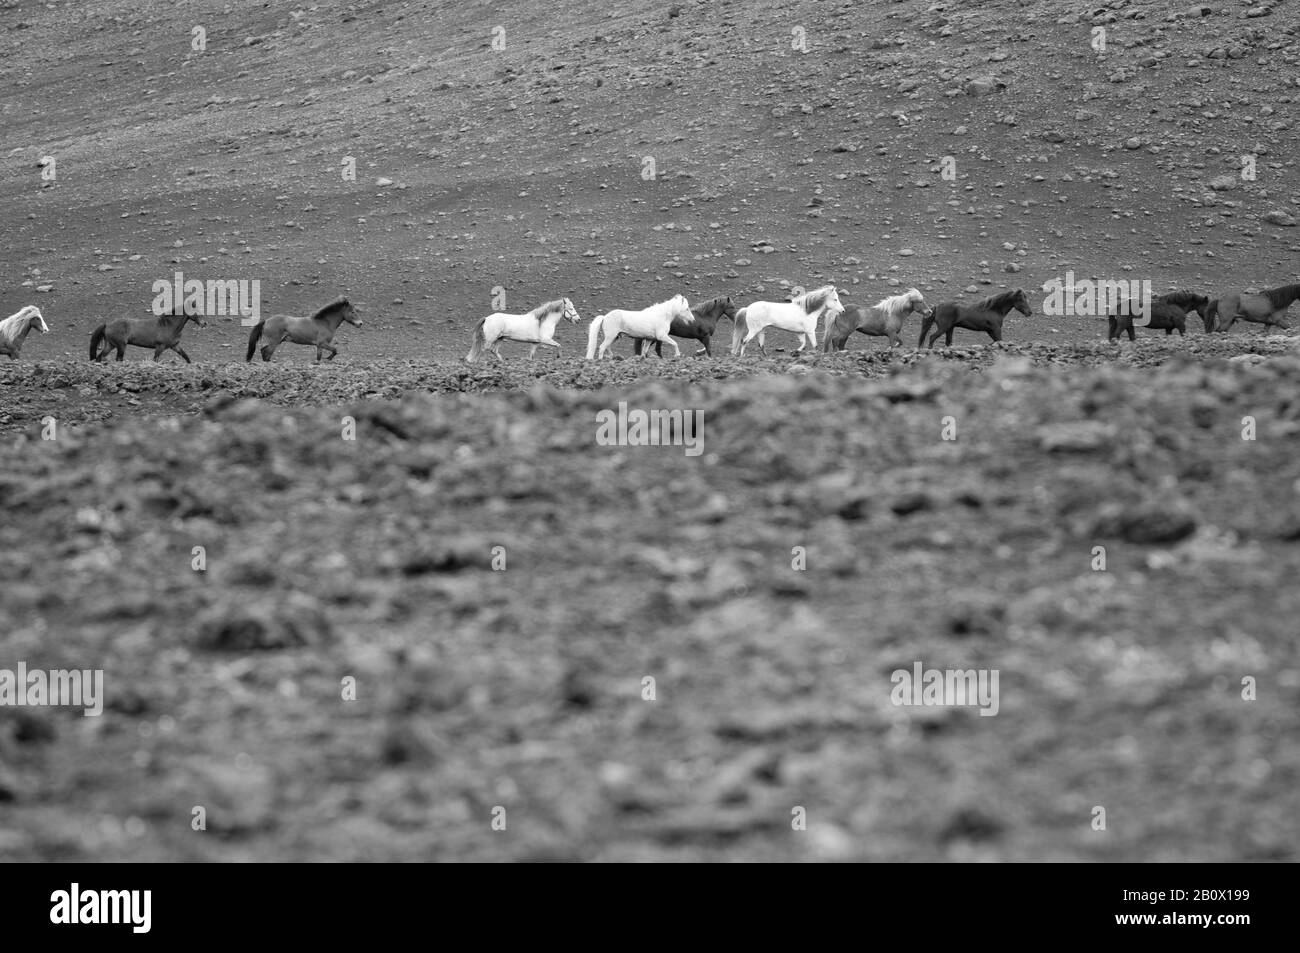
[91,305,205,362]
[246,298,361,362]
[731,285,843,356]
[586,294,693,360]
[632,296,737,357]
[916,289,1031,348]
[466,298,580,362]
[1204,283,1300,333]
[823,288,930,351]
[1107,291,1209,341]
[0,305,49,360]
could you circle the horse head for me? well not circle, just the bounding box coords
[905,288,930,318]
[1012,288,1033,317]
[182,306,208,328]
[561,298,581,324]
[825,286,844,316]
[1201,299,1219,333]
[337,299,363,326]
[26,306,49,333]
[672,294,693,321]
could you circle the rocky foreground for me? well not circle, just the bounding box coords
[1,339,1297,860]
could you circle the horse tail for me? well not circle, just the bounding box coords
[89,324,105,361]
[586,314,605,360]
[465,317,487,363]
[731,308,748,355]
[245,320,265,361]
[1203,299,1218,333]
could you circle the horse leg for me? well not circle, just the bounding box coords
[1107,316,1117,341]
[739,324,760,356]
[757,330,767,355]
[633,339,643,357]
[326,344,339,360]
[115,344,125,361]
[656,332,680,358]
[173,345,192,363]
[945,327,954,347]
[153,345,166,362]
[698,334,710,356]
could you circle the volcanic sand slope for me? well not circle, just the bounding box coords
[1,0,1297,361]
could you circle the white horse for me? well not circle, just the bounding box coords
[731,285,843,356]
[466,297,581,362]
[0,305,50,360]
[586,294,693,360]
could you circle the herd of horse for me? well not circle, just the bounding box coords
[0,282,1296,365]
[466,281,1300,362]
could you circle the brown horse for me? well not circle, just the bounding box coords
[631,296,737,357]
[1205,283,1300,333]
[246,298,362,362]
[917,289,1032,348]
[90,306,205,362]
[822,288,928,351]
[1107,291,1209,341]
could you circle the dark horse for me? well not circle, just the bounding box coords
[246,298,362,362]
[1204,283,1300,333]
[917,288,1032,348]
[631,296,737,357]
[1107,291,1209,341]
[90,305,205,362]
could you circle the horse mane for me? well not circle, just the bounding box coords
[798,285,836,312]
[311,297,350,320]
[652,294,693,321]
[532,299,566,319]
[693,296,724,312]
[974,289,1021,311]
[1155,290,1207,309]
[1262,283,1300,308]
[0,306,36,344]
[873,288,920,313]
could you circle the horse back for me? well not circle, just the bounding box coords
[930,302,960,323]
[669,314,702,338]
[955,306,999,331]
